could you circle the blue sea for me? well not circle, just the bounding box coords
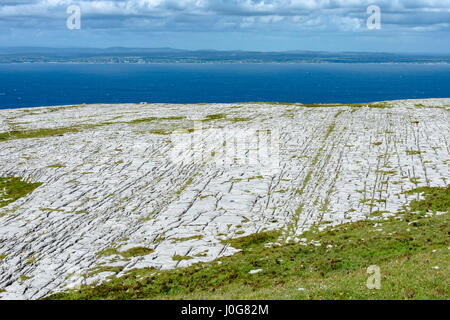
[0,63,449,109]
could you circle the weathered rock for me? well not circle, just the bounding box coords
[0,99,448,299]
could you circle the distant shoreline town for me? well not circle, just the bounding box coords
[1,47,450,64]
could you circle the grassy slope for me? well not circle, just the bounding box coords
[46,186,449,300]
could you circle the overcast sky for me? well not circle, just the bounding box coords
[1,0,449,53]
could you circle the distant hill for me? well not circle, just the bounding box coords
[0,47,449,64]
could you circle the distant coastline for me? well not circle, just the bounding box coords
[1,47,449,64]
[2,62,450,65]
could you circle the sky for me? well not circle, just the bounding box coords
[0,0,449,53]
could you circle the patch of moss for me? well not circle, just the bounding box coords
[130,116,186,124]
[47,164,66,168]
[203,113,226,121]
[161,116,186,121]
[41,208,65,214]
[370,210,391,216]
[368,103,391,109]
[230,117,251,122]
[88,266,125,277]
[75,210,88,215]
[405,186,449,214]
[98,247,154,259]
[194,252,208,257]
[222,230,280,250]
[172,255,193,261]
[0,177,42,208]
[0,127,80,142]
[406,150,422,156]
[170,235,203,243]
[303,103,344,108]
[153,235,166,244]
[148,129,172,135]
[139,215,153,222]
[129,117,158,124]
[121,247,154,258]
[26,255,38,265]
[97,248,120,258]
[375,170,397,175]
[176,176,195,195]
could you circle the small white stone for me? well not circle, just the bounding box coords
[248,269,262,274]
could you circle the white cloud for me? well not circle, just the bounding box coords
[0,0,449,32]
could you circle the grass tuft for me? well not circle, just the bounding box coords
[405,186,450,214]
[0,177,42,208]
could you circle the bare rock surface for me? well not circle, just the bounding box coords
[0,99,448,299]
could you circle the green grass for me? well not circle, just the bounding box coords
[175,176,195,195]
[129,117,158,124]
[405,186,450,214]
[148,129,172,135]
[201,114,251,123]
[300,102,391,109]
[406,150,422,156]
[375,170,397,175]
[129,116,185,124]
[0,100,397,143]
[414,104,446,110]
[0,115,190,142]
[88,266,125,277]
[97,247,154,259]
[230,117,251,122]
[46,186,449,300]
[0,177,42,208]
[47,164,66,168]
[0,127,80,142]
[172,255,193,261]
[170,235,203,243]
[303,103,345,108]
[367,102,392,109]
[203,113,227,121]
[237,102,294,106]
